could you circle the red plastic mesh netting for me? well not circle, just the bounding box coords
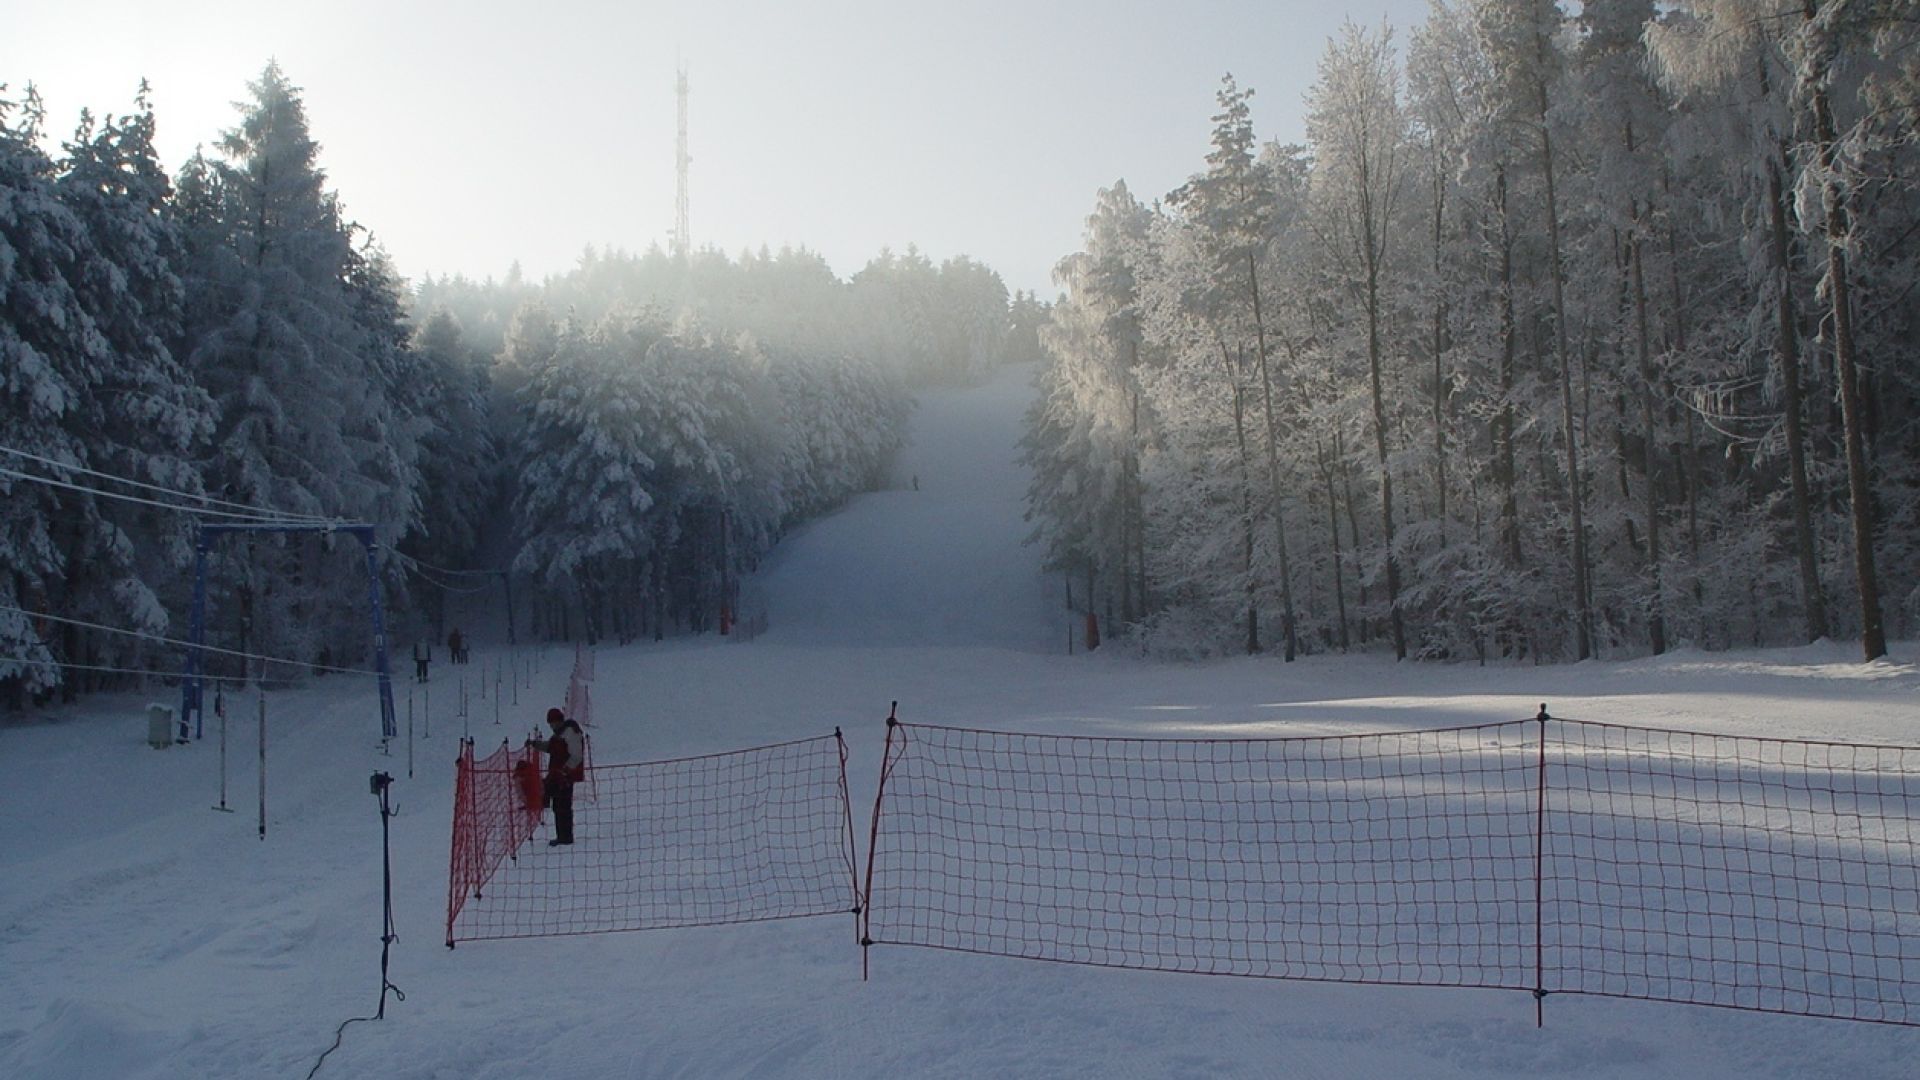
[448,732,860,945]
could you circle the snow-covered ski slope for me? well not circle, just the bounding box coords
[756,363,1057,650]
[3,361,1919,1079]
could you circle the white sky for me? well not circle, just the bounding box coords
[7,0,1434,297]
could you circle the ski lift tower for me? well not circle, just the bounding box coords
[181,521,399,744]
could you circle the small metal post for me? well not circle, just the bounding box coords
[183,532,210,738]
[501,571,516,646]
[258,690,268,841]
[213,685,232,813]
[368,772,401,1019]
[357,531,397,742]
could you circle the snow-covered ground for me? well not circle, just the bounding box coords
[3,363,1918,1079]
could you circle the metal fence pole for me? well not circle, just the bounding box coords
[1533,703,1550,1028]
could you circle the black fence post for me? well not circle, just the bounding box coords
[861,703,903,981]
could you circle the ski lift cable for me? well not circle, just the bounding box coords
[0,604,387,678]
[403,568,496,596]
[0,653,257,685]
[388,549,505,579]
[0,444,337,524]
[0,464,335,526]
[384,549,495,591]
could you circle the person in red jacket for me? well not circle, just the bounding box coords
[544,707,585,846]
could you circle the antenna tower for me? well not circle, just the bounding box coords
[673,62,690,259]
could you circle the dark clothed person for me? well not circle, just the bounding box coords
[543,707,585,845]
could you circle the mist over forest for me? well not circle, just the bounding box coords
[4,0,1918,711]
[0,61,1046,703]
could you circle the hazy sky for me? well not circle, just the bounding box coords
[8,0,1435,297]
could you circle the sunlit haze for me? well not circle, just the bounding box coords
[7,0,1432,294]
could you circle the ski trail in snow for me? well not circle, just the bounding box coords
[755,363,1058,651]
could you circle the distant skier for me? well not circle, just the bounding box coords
[448,627,465,665]
[412,641,431,683]
[544,707,586,846]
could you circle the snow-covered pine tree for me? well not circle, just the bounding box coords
[179,62,421,671]
[406,308,497,581]
[935,256,1011,382]
[0,85,94,700]
[1006,290,1051,366]
[511,314,659,643]
[52,88,217,683]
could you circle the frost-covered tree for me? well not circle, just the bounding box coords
[1474,0,1592,658]
[1020,0,1916,663]
[1649,1,1920,659]
[1163,75,1292,656]
[1025,181,1154,624]
[1307,22,1414,659]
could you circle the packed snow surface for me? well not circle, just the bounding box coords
[3,363,1917,1078]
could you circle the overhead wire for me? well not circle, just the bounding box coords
[388,551,500,595]
[0,604,389,678]
[1,448,475,598]
[0,463,327,525]
[387,549,503,578]
[0,449,451,682]
[0,654,257,685]
[0,444,337,524]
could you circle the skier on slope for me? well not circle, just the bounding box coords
[544,707,586,846]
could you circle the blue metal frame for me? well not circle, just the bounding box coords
[183,521,398,742]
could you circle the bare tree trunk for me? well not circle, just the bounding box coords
[1339,432,1371,643]
[1249,254,1299,661]
[1495,164,1522,568]
[1318,441,1351,651]
[1224,347,1260,655]
[1363,226,1407,661]
[1806,69,1885,660]
[1767,147,1829,642]
[1430,148,1450,546]
[1666,216,1705,630]
[1536,65,1593,660]
[1130,384,1150,617]
[1628,180,1665,655]
[651,548,666,644]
